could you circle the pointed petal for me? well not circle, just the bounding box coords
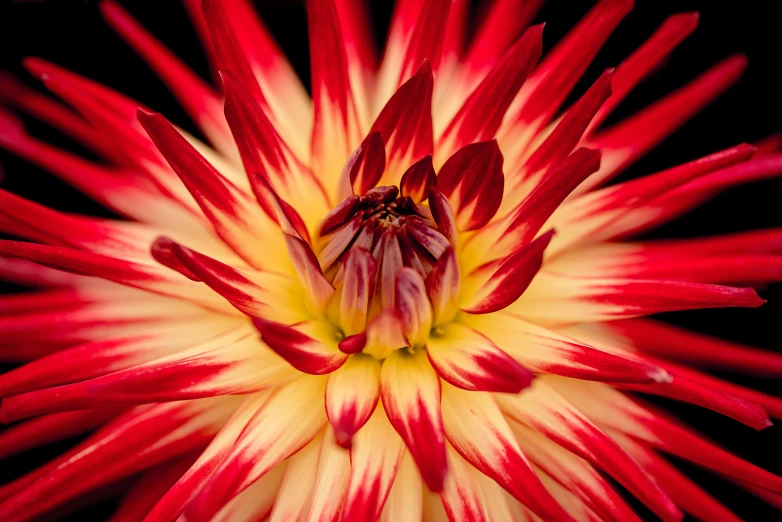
[284,232,336,313]
[394,268,433,346]
[372,61,434,184]
[396,0,451,83]
[185,377,327,522]
[440,443,488,522]
[425,246,460,324]
[380,347,447,492]
[427,322,533,393]
[253,318,347,375]
[268,436,321,522]
[461,230,554,314]
[338,248,378,335]
[306,428,351,522]
[326,354,381,447]
[400,155,437,203]
[379,453,423,522]
[341,404,406,522]
[440,384,574,521]
[338,131,387,199]
[437,140,504,231]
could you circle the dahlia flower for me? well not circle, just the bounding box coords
[0,0,780,520]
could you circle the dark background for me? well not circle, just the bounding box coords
[0,0,780,520]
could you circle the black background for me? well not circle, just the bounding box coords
[0,0,780,520]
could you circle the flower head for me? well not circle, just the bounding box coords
[0,0,780,521]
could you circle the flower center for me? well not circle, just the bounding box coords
[315,186,454,354]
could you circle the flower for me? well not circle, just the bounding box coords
[0,0,780,520]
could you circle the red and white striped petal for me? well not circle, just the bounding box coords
[460,230,554,314]
[394,267,433,346]
[341,403,406,522]
[379,453,423,522]
[253,318,348,375]
[283,232,336,314]
[507,421,643,522]
[372,62,434,185]
[427,322,533,393]
[425,246,460,325]
[306,428,351,522]
[400,155,437,203]
[440,383,574,521]
[498,380,682,521]
[338,248,378,336]
[439,443,488,522]
[465,312,666,383]
[309,0,360,197]
[437,141,504,232]
[185,376,328,522]
[326,354,381,447]
[380,347,447,492]
[268,435,321,522]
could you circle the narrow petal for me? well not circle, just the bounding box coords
[371,61,434,184]
[268,436,321,522]
[396,0,451,83]
[338,132,386,199]
[440,443,488,522]
[427,322,533,393]
[253,318,347,375]
[437,141,504,231]
[425,246,460,324]
[379,453,423,522]
[326,354,381,447]
[380,348,447,492]
[338,248,378,335]
[440,384,574,521]
[185,377,327,522]
[464,313,666,383]
[306,428,351,522]
[460,230,554,314]
[439,24,543,160]
[394,268,433,346]
[341,404,406,522]
[498,380,682,521]
[400,155,437,203]
[284,232,336,313]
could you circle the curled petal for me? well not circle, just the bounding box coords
[399,155,437,203]
[253,318,347,375]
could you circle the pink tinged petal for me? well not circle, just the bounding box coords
[306,428,351,522]
[341,403,406,522]
[397,0,450,82]
[338,131,387,200]
[221,70,329,224]
[590,55,747,183]
[334,0,377,70]
[591,12,700,131]
[521,69,613,181]
[380,348,447,492]
[371,61,434,183]
[498,381,682,521]
[202,0,266,108]
[427,322,533,393]
[427,190,459,245]
[379,453,423,522]
[425,246,460,324]
[461,229,554,314]
[268,436,321,522]
[326,354,381,447]
[464,313,665,384]
[405,217,450,260]
[308,0,360,193]
[440,384,575,521]
[338,248,378,336]
[186,377,327,522]
[440,443,488,522]
[0,399,233,522]
[507,421,642,522]
[363,310,408,360]
[137,110,278,270]
[608,318,782,377]
[400,155,437,203]
[253,318,347,375]
[437,140,504,231]
[0,409,117,461]
[618,437,743,522]
[465,0,544,73]
[394,268,433,346]
[439,24,543,159]
[99,1,233,155]
[284,232,336,313]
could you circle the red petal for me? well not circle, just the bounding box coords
[253,318,347,375]
[399,155,436,203]
[339,131,386,199]
[437,140,504,231]
[425,246,460,324]
[397,0,451,83]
